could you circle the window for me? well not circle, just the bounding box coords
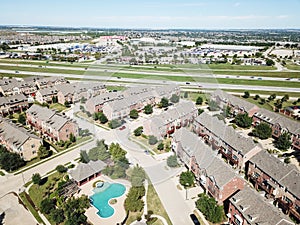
[31,144,35,148]
[66,129,69,133]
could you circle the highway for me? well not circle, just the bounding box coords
[0,62,299,82]
[1,68,300,93]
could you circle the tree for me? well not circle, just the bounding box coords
[254,94,260,100]
[235,113,253,128]
[50,208,65,225]
[266,58,275,66]
[64,101,71,108]
[56,165,68,173]
[160,97,169,108]
[281,94,289,102]
[196,96,203,105]
[130,109,139,119]
[80,97,87,104]
[0,148,25,171]
[98,113,108,124]
[69,133,76,143]
[268,93,276,101]
[130,165,146,187]
[148,135,158,145]
[167,155,178,167]
[184,92,189,98]
[88,141,110,161]
[124,186,145,212]
[259,98,266,105]
[109,143,127,161]
[170,94,180,103]
[108,119,122,129]
[79,150,90,163]
[196,193,224,223]
[179,171,194,188]
[32,173,42,185]
[134,126,143,136]
[40,198,56,214]
[243,91,250,98]
[144,104,153,114]
[274,133,292,151]
[222,106,232,118]
[157,142,164,150]
[198,108,204,115]
[207,100,220,111]
[38,145,50,159]
[252,123,272,140]
[18,113,26,125]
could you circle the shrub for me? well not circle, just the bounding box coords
[148,136,158,145]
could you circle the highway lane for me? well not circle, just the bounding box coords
[1,68,300,93]
[1,62,300,82]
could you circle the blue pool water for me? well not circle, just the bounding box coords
[90,183,126,218]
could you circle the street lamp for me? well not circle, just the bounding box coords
[185,183,189,200]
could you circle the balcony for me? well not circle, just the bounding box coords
[278,198,300,221]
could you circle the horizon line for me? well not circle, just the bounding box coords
[1,24,300,31]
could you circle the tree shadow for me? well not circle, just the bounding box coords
[40,177,48,186]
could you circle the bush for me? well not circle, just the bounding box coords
[196,96,203,105]
[148,136,158,145]
[167,155,178,167]
[196,193,224,223]
[252,123,272,140]
[157,142,164,150]
[56,165,68,173]
[130,109,139,119]
[134,126,143,136]
[274,133,292,151]
[108,119,122,129]
[170,94,180,103]
[235,113,252,128]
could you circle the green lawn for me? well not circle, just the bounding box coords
[213,70,300,78]
[0,171,5,176]
[241,97,274,111]
[222,89,300,98]
[28,172,64,208]
[286,63,300,71]
[126,211,143,225]
[207,63,276,70]
[49,103,67,112]
[147,183,173,225]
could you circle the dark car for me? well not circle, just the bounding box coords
[190,214,200,225]
[119,125,126,130]
[186,82,190,84]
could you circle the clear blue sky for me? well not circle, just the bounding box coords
[1,0,300,29]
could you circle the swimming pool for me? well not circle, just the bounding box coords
[90,182,126,218]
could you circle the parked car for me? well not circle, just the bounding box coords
[119,125,126,130]
[190,214,200,225]
[186,82,190,84]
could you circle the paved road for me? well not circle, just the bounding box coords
[1,62,300,82]
[68,105,197,225]
[1,69,299,93]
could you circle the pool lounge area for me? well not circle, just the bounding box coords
[76,175,130,225]
[90,182,126,218]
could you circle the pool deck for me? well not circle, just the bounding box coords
[75,175,131,225]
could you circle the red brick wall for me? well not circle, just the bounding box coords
[58,121,79,142]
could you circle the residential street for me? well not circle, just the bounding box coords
[0,104,198,225]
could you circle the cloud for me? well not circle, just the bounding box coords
[145,2,207,8]
[277,15,289,19]
[234,2,240,7]
[207,15,270,20]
